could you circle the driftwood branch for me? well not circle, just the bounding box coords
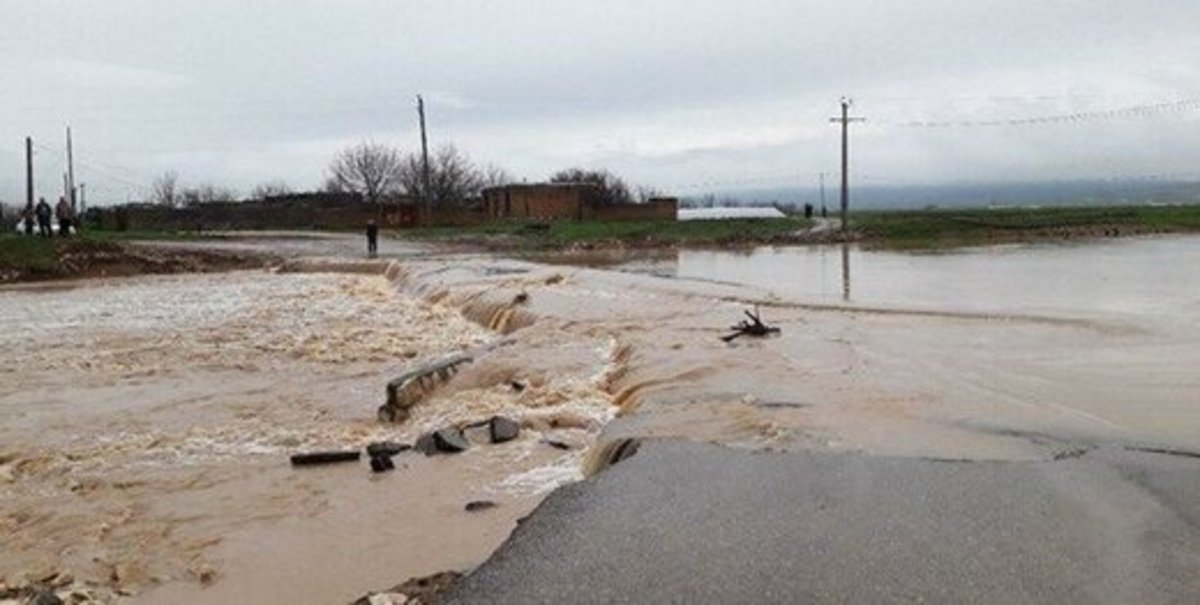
[722,306,781,342]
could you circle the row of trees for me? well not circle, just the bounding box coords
[151,171,292,208]
[324,142,509,206]
[149,140,658,208]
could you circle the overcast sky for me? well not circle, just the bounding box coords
[3,0,1199,205]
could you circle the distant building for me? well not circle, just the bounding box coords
[482,183,601,221]
[482,183,678,222]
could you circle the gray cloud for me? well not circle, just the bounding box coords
[2,0,1199,205]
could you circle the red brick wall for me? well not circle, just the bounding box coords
[584,198,678,222]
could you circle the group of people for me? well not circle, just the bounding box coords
[19,196,76,237]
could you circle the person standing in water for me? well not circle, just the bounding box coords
[366,219,379,258]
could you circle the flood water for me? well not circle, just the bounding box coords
[3,233,1199,604]
[639,235,1200,321]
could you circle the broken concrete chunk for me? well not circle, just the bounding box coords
[366,441,411,458]
[433,429,471,453]
[414,433,437,456]
[415,428,471,455]
[489,416,520,444]
[380,354,474,424]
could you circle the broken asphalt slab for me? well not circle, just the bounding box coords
[444,440,1200,604]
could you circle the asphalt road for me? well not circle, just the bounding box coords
[446,441,1200,604]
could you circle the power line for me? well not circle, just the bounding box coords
[892,97,1200,128]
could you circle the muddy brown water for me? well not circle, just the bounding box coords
[2,234,1199,603]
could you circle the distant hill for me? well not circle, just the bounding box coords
[692,180,1200,210]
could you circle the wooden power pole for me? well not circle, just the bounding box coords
[830,98,865,232]
[417,95,432,224]
[67,126,77,213]
[819,172,827,218]
[25,137,34,210]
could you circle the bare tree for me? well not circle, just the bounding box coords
[481,164,513,189]
[398,145,491,206]
[327,142,404,204]
[152,171,180,207]
[549,167,633,205]
[181,184,238,206]
[249,180,292,200]
[634,185,666,204]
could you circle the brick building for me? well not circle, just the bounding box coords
[482,183,677,222]
[483,183,600,221]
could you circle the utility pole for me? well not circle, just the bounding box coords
[830,98,865,232]
[417,95,432,224]
[66,126,77,213]
[25,137,34,210]
[818,172,827,218]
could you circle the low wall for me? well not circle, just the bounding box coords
[584,198,677,222]
[89,201,431,232]
[87,196,674,232]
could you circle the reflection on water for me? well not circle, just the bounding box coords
[841,243,851,302]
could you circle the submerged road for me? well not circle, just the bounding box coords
[446,441,1200,604]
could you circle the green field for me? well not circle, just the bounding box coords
[0,230,207,281]
[851,204,1200,250]
[0,235,62,278]
[405,217,809,249]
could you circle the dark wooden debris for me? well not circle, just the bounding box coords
[722,307,782,343]
[290,450,362,467]
[366,441,411,457]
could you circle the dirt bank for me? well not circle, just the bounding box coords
[0,239,276,285]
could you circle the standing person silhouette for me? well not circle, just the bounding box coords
[22,205,35,236]
[56,197,73,237]
[366,219,379,258]
[35,198,52,237]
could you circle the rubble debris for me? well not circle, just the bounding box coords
[370,454,396,473]
[510,380,527,392]
[289,451,362,467]
[378,353,474,424]
[543,439,572,451]
[488,416,521,444]
[721,307,782,343]
[415,428,471,455]
[465,500,498,513]
[366,441,411,458]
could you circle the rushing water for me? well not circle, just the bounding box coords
[3,234,1199,604]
